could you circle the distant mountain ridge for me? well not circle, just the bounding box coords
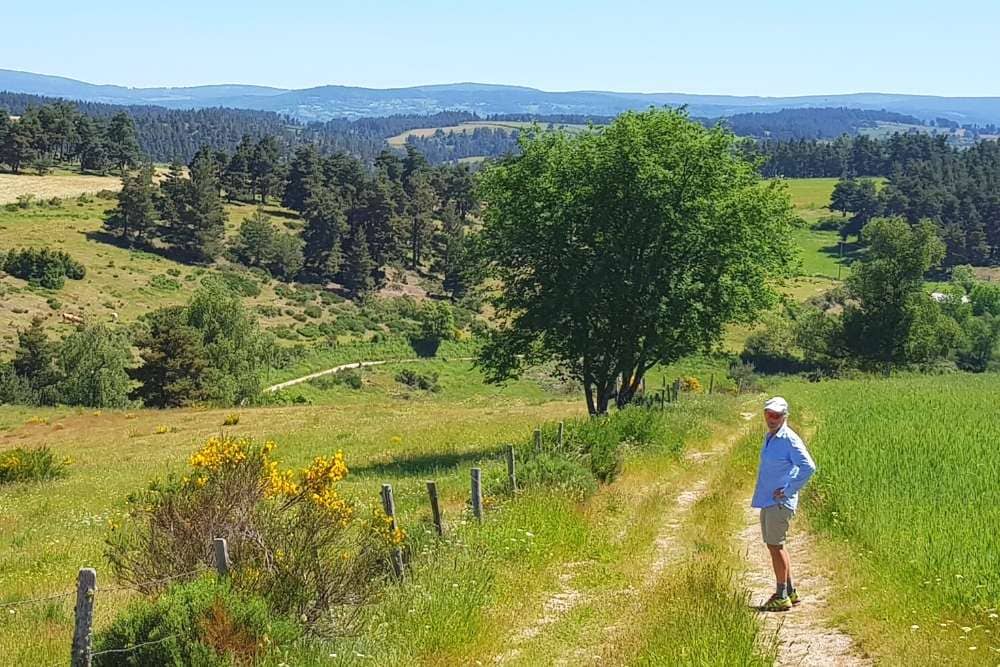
[4,68,1000,124]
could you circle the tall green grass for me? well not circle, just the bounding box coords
[785,374,1000,662]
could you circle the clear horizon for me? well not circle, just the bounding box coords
[3,0,999,97]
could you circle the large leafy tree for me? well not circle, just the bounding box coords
[475,109,796,414]
[841,217,954,367]
[56,324,134,408]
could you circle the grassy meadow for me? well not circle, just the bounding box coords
[0,355,781,664]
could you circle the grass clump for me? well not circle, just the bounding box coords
[0,446,69,484]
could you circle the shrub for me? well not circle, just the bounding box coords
[96,189,118,199]
[93,576,300,666]
[201,271,260,297]
[222,413,240,426]
[16,194,34,209]
[304,305,322,319]
[76,193,94,205]
[395,368,440,392]
[149,274,181,291]
[311,369,363,391]
[46,297,61,310]
[106,436,396,632]
[727,361,760,393]
[518,453,598,501]
[47,196,62,207]
[255,304,283,318]
[3,247,86,289]
[571,417,624,482]
[0,446,70,484]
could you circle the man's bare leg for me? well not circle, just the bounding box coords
[767,543,790,594]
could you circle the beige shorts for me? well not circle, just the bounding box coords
[760,505,794,546]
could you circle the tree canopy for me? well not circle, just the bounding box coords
[475,109,797,414]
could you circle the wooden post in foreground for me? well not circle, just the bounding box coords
[557,421,564,449]
[426,481,443,536]
[471,467,483,522]
[71,567,96,667]
[213,537,230,577]
[709,374,715,394]
[381,484,405,578]
[534,428,542,453]
[506,445,517,492]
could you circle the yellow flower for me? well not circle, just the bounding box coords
[309,488,353,527]
[301,452,349,493]
[189,435,250,472]
[265,460,300,498]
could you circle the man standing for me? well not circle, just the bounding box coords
[751,396,817,612]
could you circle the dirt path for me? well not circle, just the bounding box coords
[264,356,475,392]
[494,430,738,666]
[739,505,873,666]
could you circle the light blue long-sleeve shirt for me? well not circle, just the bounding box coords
[750,422,816,511]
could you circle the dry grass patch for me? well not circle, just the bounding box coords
[0,172,122,204]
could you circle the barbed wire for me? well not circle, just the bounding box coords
[102,567,208,594]
[91,634,180,659]
[0,567,207,610]
[0,589,76,609]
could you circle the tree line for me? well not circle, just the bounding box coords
[0,100,141,174]
[0,92,482,164]
[105,140,478,298]
[828,137,1000,266]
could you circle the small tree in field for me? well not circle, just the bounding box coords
[475,109,796,414]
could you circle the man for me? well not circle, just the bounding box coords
[751,396,816,612]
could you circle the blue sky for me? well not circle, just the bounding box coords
[2,0,998,95]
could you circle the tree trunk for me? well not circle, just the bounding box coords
[584,381,597,416]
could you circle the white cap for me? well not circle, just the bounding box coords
[764,396,789,415]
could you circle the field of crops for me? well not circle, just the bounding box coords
[784,374,1000,664]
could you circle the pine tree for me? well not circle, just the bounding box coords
[222,136,254,202]
[105,164,157,244]
[283,145,324,213]
[301,189,347,281]
[185,149,227,262]
[341,223,375,299]
[106,112,141,172]
[250,135,281,203]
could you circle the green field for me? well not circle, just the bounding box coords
[779,374,1000,664]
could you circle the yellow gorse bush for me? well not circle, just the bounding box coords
[189,435,251,472]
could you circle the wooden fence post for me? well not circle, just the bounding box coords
[381,484,405,578]
[534,428,542,453]
[506,445,517,492]
[709,374,715,395]
[471,467,483,522]
[426,481,443,536]
[557,422,564,449]
[71,567,96,667]
[673,378,682,402]
[213,537,230,577]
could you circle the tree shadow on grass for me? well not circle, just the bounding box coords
[352,446,504,479]
[818,240,864,264]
